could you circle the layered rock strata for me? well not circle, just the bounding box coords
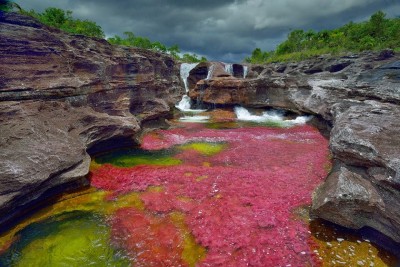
[0,12,183,227]
[188,52,400,243]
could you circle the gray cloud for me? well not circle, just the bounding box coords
[16,0,400,62]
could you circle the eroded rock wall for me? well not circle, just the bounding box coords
[0,12,183,227]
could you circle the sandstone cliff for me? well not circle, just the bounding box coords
[0,12,183,228]
[188,52,400,243]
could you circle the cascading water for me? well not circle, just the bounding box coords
[224,63,248,78]
[224,63,233,76]
[243,65,248,78]
[234,106,312,126]
[176,63,209,121]
[175,63,198,112]
[205,64,214,80]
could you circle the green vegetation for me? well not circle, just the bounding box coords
[21,7,105,38]
[245,11,400,63]
[94,148,182,168]
[108,32,207,62]
[16,5,206,62]
[0,0,12,11]
[0,211,130,267]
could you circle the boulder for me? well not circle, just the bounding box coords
[312,101,400,242]
[0,12,182,228]
[189,77,248,105]
[187,62,211,91]
[187,61,234,91]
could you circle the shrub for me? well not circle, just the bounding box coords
[245,11,400,63]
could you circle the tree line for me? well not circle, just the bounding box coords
[245,11,400,63]
[0,2,206,63]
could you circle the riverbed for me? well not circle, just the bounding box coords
[0,109,397,266]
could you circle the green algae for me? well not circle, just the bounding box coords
[170,212,206,267]
[0,211,130,267]
[94,148,181,167]
[178,142,227,156]
[0,189,145,253]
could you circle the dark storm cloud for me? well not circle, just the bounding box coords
[16,0,400,62]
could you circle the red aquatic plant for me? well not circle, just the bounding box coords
[111,208,185,266]
[92,124,330,266]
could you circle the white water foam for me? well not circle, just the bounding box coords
[205,64,214,80]
[180,63,198,92]
[175,95,192,111]
[243,66,248,78]
[176,63,207,113]
[224,63,248,78]
[234,106,311,126]
[224,63,233,76]
[179,115,210,123]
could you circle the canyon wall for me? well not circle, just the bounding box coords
[0,12,183,228]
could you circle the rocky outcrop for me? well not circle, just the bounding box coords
[188,52,400,242]
[0,12,183,228]
[313,101,400,242]
[187,62,230,91]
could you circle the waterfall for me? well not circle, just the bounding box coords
[224,63,248,78]
[180,63,198,93]
[205,65,214,80]
[224,63,233,76]
[175,63,207,113]
[234,106,312,126]
[176,95,192,111]
[243,66,248,78]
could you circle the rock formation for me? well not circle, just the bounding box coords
[188,51,400,243]
[0,12,183,228]
[1,9,400,248]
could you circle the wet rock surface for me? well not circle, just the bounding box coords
[312,101,400,242]
[188,53,400,243]
[0,12,182,228]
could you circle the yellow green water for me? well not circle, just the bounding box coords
[310,219,397,267]
[94,148,181,167]
[0,186,205,267]
[178,142,227,156]
[0,211,130,267]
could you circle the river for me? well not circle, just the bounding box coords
[0,109,397,266]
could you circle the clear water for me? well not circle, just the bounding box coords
[0,109,398,266]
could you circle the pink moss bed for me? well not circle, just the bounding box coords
[91,123,330,266]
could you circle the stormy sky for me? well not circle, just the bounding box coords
[16,0,400,62]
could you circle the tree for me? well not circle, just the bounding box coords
[106,33,205,62]
[40,7,69,28]
[152,41,167,53]
[64,19,104,38]
[244,10,400,63]
[0,0,11,12]
[22,7,105,38]
[181,53,207,63]
[167,44,180,59]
